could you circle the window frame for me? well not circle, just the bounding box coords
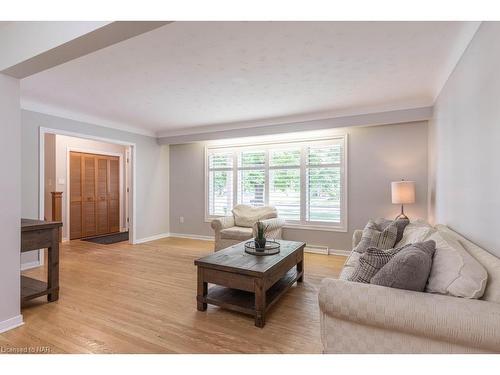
[204,134,348,232]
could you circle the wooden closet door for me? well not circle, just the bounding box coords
[96,157,109,235]
[108,157,120,233]
[70,152,83,239]
[82,155,97,237]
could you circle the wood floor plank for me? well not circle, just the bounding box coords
[1,237,344,354]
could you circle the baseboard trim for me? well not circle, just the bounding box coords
[304,245,328,255]
[169,232,214,241]
[134,232,171,244]
[328,249,350,256]
[0,314,24,334]
[20,259,43,271]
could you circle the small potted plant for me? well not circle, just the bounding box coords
[254,220,269,250]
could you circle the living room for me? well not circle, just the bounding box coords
[1,0,500,373]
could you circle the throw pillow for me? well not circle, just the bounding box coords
[232,205,277,228]
[395,220,435,248]
[371,240,436,292]
[425,231,488,299]
[348,245,408,283]
[376,217,410,244]
[353,219,401,254]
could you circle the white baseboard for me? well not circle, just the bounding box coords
[21,259,43,271]
[328,248,350,256]
[169,232,214,241]
[134,232,171,244]
[0,314,24,334]
[304,245,328,255]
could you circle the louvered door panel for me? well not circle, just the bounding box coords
[108,157,120,233]
[82,155,97,237]
[96,157,109,235]
[70,152,82,239]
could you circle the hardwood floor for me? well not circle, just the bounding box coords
[1,237,345,353]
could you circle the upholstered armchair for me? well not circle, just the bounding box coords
[211,204,286,251]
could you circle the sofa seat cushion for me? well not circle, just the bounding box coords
[232,204,277,228]
[220,226,253,241]
[425,230,488,299]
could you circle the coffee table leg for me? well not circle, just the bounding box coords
[254,278,266,328]
[197,268,207,311]
[297,258,304,283]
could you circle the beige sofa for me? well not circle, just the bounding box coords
[319,224,500,353]
[211,204,286,251]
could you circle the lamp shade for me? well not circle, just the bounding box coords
[391,181,415,204]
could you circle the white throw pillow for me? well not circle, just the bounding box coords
[425,230,488,299]
[395,220,435,247]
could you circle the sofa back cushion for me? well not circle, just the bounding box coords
[425,229,488,299]
[435,225,500,303]
[395,219,435,247]
[232,204,277,228]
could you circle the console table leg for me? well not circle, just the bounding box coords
[47,228,60,302]
[254,279,266,328]
[197,268,207,311]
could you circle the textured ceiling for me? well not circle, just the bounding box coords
[20,21,479,136]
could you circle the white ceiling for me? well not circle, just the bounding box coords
[20,21,480,137]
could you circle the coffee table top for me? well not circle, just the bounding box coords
[194,239,305,277]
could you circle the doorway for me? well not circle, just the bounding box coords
[39,127,136,247]
[69,151,121,239]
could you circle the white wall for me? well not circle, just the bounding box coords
[0,73,22,332]
[169,122,428,251]
[53,134,128,240]
[429,22,500,257]
[21,110,169,250]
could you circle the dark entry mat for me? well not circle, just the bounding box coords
[81,232,129,244]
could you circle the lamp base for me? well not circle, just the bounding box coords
[394,204,409,221]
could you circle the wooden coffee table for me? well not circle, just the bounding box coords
[194,239,305,327]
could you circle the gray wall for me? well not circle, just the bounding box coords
[170,121,428,250]
[0,74,21,329]
[429,22,500,257]
[21,110,169,244]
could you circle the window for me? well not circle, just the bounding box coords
[205,136,347,231]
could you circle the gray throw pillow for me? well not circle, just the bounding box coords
[371,240,436,292]
[348,245,411,283]
[353,219,403,254]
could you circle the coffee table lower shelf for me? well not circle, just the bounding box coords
[202,268,301,318]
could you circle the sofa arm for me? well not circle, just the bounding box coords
[210,216,235,232]
[253,217,286,239]
[352,229,363,249]
[319,278,500,352]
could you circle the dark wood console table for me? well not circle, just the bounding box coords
[21,219,63,303]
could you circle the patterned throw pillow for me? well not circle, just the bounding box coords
[353,219,406,254]
[348,245,411,283]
